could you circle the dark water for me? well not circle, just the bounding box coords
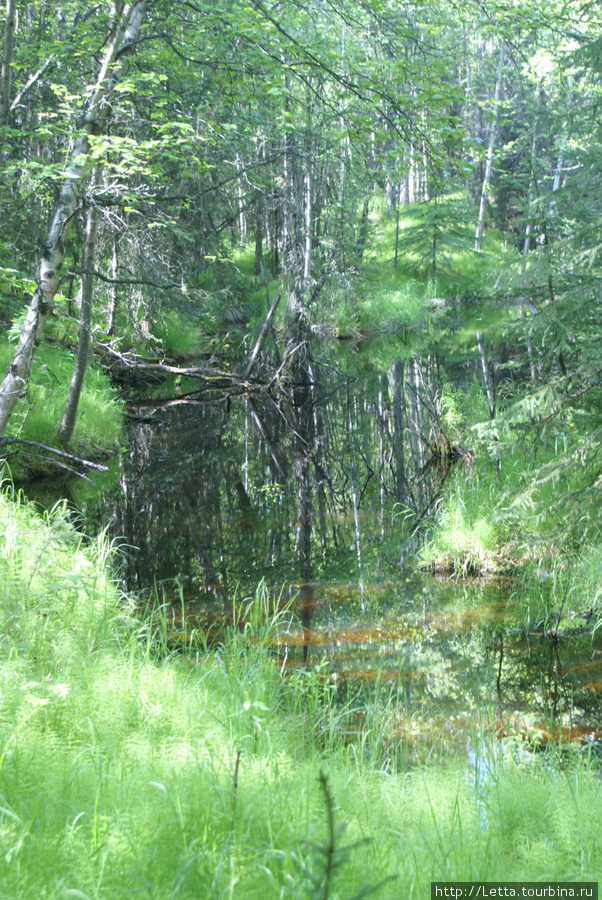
[75,339,602,755]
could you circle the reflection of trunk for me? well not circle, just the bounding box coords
[378,376,387,536]
[227,460,255,527]
[475,43,503,251]
[178,486,230,612]
[391,359,407,503]
[294,392,313,583]
[0,2,147,438]
[58,195,99,446]
[248,396,286,480]
[291,339,316,647]
[346,386,363,580]
[313,407,328,564]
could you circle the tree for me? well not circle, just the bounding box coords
[0,1,147,438]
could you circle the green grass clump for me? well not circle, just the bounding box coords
[0,338,122,475]
[0,488,600,897]
[419,469,518,575]
[148,309,203,358]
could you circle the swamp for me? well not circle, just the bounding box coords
[1,0,602,895]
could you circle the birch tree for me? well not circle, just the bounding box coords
[475,43,504,251]
[0,1,146,439]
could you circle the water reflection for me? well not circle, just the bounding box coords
[78,342,602,751]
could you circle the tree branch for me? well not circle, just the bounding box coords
[10,54,57,112]
[0,437,109,471]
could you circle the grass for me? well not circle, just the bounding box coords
[148,309,204,358]
[418,470,514,575]
[0,487,600,897]
[0,338,122,477]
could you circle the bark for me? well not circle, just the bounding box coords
[0,0,16,126]
[386,166,396,217]
[475,43,503,251]
[477,331,495,418]
[57,196,99,446]
[303,165,312,284]
[9,53,56,115]
[0,2,146,438]
[520,84,541,273]
[358,196,370,259]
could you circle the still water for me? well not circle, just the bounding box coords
[75,339,602,757]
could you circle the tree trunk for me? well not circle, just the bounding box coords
[520,84,541,273]
[303,164,312,285]
[254,192,264,276]
[477,331,495,418]
[0,0,16,127]
[0,2,146,439]
[475,43,503,251]
[107,235,120,335]
[57,195,99,446]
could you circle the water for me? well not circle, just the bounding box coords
[74,340,602,758]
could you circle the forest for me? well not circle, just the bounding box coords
[0,0,602,896]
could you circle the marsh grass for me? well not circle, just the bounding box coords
[418,467,519,576]
[0,488,600,897]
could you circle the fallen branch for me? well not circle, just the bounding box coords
[243,291,281,380]
[0,437,109,471]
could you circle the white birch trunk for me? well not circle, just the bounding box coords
[0,2,146,438]
[477,330,495,418]
[475,43,504,251]
[520,86,540,273]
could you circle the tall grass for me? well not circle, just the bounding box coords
[418,466,518,575]
[0,487,600,897]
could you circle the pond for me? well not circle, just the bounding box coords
[72,337,602,759]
